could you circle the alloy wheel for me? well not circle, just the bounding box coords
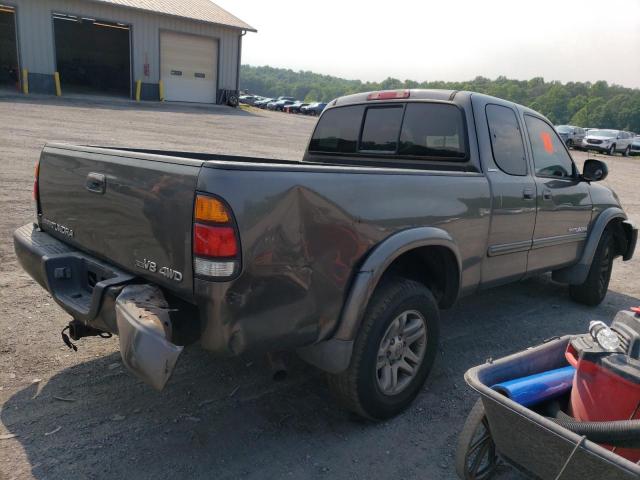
[376,310,427,396]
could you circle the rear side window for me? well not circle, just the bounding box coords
[485,104,527,176]
[525,115,575,178]
[360,106,404,152]
[308,105,364,153]
[398,103,466,159]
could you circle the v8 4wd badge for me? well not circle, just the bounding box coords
[135,258,183,282]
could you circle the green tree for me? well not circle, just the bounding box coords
[240,65,640,130]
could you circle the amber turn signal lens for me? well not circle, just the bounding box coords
[195,195,230,223]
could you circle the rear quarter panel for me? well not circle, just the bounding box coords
[195,164,491,354]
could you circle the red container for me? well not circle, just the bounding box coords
[565,309,640,463]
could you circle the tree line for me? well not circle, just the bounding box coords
[240,65,640,132]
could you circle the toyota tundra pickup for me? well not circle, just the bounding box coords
[14,89,637,420]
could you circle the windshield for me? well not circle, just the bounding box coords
[556,125,572,133]
[588,129,617,138]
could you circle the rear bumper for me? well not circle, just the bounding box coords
[13,223,183,390]
[13,223,134,332]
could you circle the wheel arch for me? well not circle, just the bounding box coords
[553,207,630,285]
[297,227,461,373]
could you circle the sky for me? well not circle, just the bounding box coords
[215,0,640,88]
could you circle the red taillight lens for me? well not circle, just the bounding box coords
[194,224,238,258]
[367,90,410,101]
[33,160,40,202]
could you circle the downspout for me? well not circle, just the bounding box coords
[236,30,246,92]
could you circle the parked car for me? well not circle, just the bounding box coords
[14,89,637,420]
[631,135,640,156]
[254,97,273,108]
[268,99,296,111]
[555,125,585,149]
[582,129,635,156]
[301,102,327,116]
[239,95,258,105]
[265,96,296,110]
[283,102,308,113]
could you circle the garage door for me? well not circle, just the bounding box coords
[161,31,217,103]
[0,5,19,89]
[53,14,131,97]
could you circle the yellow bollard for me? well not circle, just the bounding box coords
[22,68,28,95]
[54,72,62,96]
[158,80,164,101]
[135,80,142,101]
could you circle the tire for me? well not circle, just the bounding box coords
[455,399,499,480]
[569,228,614,306]
[226,94,239,108]
[623,146,631,157]
[327,278,439,420]
[608,144,616,155]
[566,139,573,148]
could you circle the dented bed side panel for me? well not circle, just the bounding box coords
[195,166,491,355]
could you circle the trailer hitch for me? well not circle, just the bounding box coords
[61,320,112,351]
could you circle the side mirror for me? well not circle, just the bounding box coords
[583,159,608,182]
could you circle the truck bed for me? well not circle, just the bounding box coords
[36,142,491,352]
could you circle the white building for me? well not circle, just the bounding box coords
[0,0,255,102]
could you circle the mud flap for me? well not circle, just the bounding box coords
[115,284,183,391]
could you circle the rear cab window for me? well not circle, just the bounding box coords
[485,104,527,176]
[308,105,364,154]
[308,101,467,163]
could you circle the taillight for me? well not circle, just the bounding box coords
[193,194,239,279]
[367,90,410,101]
[194,225,237,257]
[33,160,39,201]
[33,160,40,214]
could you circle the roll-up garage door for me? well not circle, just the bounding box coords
[160,31,218,103]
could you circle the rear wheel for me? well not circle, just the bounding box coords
[608,144,616,155]
[624,146,631,157]
[328,278,439,420]
[569,228,614,306]
[455,399,499,480]
[566,139,573,148]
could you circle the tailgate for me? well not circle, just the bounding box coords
[37,144,203,299]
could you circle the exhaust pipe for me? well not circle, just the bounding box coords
[266,351,288,381]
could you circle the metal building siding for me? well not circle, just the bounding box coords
[88,0,255,31]
[12,0,241,89]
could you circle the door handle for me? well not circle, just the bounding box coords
[523,188,534,200]
[543,189,552,200]
[86,172,106,194]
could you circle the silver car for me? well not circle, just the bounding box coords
[582,129,634,156]
[555,125,585,149]
[631,135,640,156]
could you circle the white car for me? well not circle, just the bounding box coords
[582,129,634,156]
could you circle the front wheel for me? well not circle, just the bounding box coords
[328,278,440,420]
[455,399,499,480]
[569,228,614,306]
[566,139,573,148]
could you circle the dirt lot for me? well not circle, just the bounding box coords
[0,95,638,480]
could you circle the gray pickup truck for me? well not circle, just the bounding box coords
[14,89,637,420]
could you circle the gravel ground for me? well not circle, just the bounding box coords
[0,94,638,480]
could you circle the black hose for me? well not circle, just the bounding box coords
[551,417,640,448]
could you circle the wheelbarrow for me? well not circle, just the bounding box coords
[455,336,640,479]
